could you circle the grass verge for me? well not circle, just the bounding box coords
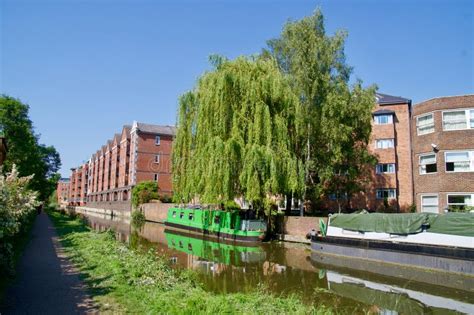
[48,210,331,314]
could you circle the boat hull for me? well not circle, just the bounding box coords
[311,236,474,275]
[164,221,263,243]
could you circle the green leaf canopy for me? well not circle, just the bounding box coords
[172,57,304,208]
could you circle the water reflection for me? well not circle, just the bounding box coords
[78,210,474,314]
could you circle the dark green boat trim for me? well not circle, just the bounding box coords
[164,221,262,243]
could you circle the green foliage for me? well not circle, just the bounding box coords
[224,200,241,211]
[173,10,376,212]
[48,189,59,208]
[448,205,474,213]
[264,10,377,207]
[131,181,159,208]
[48,211,331,314]
[0,95,61,201]
[173,57,303,213]
[131,210,146,229]
[0,165,39,276]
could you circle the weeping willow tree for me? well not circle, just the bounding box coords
[172,57,304,214]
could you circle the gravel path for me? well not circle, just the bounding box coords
[0,212,96,314]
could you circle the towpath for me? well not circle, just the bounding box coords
[0,211,96,314]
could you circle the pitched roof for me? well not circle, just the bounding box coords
[136,122,177,136]
[376,93,411,105]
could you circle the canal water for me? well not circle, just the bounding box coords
[81,211,474,314]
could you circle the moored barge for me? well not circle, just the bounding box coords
[311,212,474,275]
[164,207,267,243]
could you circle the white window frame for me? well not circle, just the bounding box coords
[375,138,395,149]
[376,163,396,174]
[418,153,437,175]
[155,135,161,145]
[374,114,393,125]
[376,189,397,200]
[416,113,435,135]
[442,109,474,131]
[154,173,159,182]
[421,194,439,213]
[444,151,474,173]
[154,154,161,164]
[446,193,474,211]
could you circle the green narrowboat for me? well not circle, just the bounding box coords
[164,207,267,242]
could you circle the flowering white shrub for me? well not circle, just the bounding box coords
[0,165,39,274]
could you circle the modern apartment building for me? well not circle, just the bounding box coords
[412,95,474,213]
[69,121,176,206]
[327,93,414,212]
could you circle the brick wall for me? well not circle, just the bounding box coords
[276,216,328,237]
[135,133,173,195]
[140,202,174,223]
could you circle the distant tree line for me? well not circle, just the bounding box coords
[172,10,377,215]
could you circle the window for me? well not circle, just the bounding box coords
[374,114,393,125]
[155,154,160,163]
[445,151,473,172]
[172,211,176,218]
[179,212,184,219]
[188,213,194,221]
[154,173,159,181]
[443,109,474,131]
[376,189,396,199]
[155,136,161,145]
[328,192,348,200]
[421,195,438,213]
[416,113,434,135]
[419,154,437,174]
[447,194,474,212]
[376,163,396,174]
[376,139,394,149]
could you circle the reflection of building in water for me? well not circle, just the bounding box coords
[326,271,474,314]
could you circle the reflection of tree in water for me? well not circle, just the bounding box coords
[192,243,371,313]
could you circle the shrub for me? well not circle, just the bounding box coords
[131,181,159,208]
[0,165,39,276]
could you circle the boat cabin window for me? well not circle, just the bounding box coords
[214,216,220,224]
[172,211,176,218]
[189,213,194,221]
[179,241,183,248]
[179,212,184,219]
[188,244,192,251]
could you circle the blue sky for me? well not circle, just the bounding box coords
[1,0,473,177]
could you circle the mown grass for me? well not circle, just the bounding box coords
[48,210,332,314]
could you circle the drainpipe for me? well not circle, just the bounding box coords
[407,100,415,211]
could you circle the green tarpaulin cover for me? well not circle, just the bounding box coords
[329,212,474,236]
[429,213,474,237]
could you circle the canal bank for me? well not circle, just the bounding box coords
[73,203,328,244]
[81,210,474,314]
[47,209,331,314]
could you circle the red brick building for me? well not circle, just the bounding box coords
[56,178,70,207]
[325,93,414,212]
[412,95,474,213]
[69,121,176,206]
